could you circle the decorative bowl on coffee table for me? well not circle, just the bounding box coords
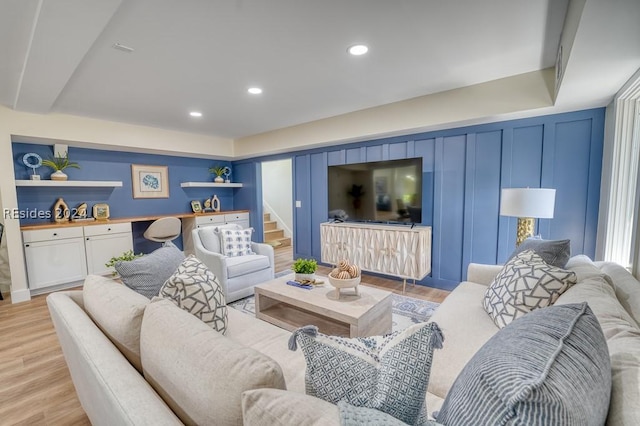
[327,275,361,298]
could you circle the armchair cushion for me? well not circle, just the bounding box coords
[226,255,271,278]
[220,228,256,257]
[198,227,222,253]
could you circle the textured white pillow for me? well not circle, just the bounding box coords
[219,228,255,257]
[483,250,577,328]
[159,255,227,333]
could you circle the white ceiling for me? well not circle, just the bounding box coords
[1,0,639,140]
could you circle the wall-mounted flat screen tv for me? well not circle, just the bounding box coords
[327,157,422,224]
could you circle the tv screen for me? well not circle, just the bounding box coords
[327,158,423,224]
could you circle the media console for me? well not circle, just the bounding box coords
[320,221,431,293]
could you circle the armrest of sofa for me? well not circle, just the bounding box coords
[251,242,275,269]
[467,263,503,286]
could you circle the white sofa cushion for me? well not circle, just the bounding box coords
[225,254,271,277]
[140,298,286,426]
[83,274,149,372]
[598,262,640,327]
[242,389,340,426]
[159,255,228,333]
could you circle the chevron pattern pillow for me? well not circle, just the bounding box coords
[288,322,443,425]
[219,228,255,257]
[160,255,227,334]
[483,250,577,328]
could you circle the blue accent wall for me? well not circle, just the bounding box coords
[13,144,235,252]
[233,108,605,291]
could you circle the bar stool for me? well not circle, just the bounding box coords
[143,217,181,245]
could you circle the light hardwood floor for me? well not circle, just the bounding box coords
[0,245,449,425]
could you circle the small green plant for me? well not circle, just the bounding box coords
[292,258,318,274]
[105,250,144,274]
[208,165,227,177]
[42,152,81,172]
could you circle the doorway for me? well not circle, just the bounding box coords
[261,159,294,271]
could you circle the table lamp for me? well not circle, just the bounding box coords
[500,188,556,246]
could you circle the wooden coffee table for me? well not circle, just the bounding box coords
[254,274,392,338]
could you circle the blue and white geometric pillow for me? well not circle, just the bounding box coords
[288,322,443,425]
[159,255,227,334]
[219,228,255,257]
[483,249,577,328]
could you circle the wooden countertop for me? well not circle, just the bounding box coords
[20,210,249,231]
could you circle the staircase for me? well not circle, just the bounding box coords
[263,213,291,248]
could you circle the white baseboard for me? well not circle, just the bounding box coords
[10,288,31,304]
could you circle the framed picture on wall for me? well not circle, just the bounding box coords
[131,164,169,198]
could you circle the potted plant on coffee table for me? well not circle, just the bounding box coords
[292,258,318,282]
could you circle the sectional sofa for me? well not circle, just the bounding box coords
[47,256,640,425]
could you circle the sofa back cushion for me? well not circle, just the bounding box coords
[437,303,611,426]
[140,298,286,425]
[598,262,640,327]
[83,274,149,372]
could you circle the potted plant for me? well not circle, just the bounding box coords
[105,249,144,276]
[292,258,318,281]
[42,152,80,181]
[209,165,227,183]
[348,184,365,210]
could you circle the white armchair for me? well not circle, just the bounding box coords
[192,225,275,303]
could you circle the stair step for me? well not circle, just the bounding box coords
[265,237,291,248]
[263,220,278,231]
[263,213,271,221]
[264,229,284,240]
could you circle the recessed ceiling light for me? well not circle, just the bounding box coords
[248,87,263,95]
[347,44,368,56]
[189,111,202,117]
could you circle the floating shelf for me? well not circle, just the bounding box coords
[180,182,243,188]
[15,180,123,187]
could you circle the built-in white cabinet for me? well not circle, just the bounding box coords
[182,212,250,256]
[23,227,88,291]
[84,223,134,276]
[321,222,432,292]
[23,222,133,293]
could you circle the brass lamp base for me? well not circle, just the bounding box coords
[516,217,535,246]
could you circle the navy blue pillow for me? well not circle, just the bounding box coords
[115,245,185,298]
[507,237,570,268]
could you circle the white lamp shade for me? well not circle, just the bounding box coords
[500,188,556,218]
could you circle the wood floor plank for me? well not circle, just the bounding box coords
[0,244,449,424]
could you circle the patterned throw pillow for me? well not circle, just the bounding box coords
[507,237,571,268]
[483,250,577,328]
[436,303,611,426]
[288,322,443,425]
[159,255,227,334]
[219,228,255,257]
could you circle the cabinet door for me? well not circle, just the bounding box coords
[85,233,134,276]
[24,238,87,289]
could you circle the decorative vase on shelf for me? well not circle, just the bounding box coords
[214,176,224,183]
[51,170,68,181]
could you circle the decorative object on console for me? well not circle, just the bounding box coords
[328,259,361,298]
[223,166,231,183]
[202,198,213,212]
[437,303,611,426]
[288,321,443,425]
[190,200,202,213]
[500,188,556,246]
[52,198,70,223]
[159,255,228,334]
[483,250,577,329]
[292,257,318,281]
[92,203,110,220]
[209,165,227,183]
[22,152,42,180]
[131,164,169,198]
[211,194,220,212]
[42,152,80,181]
[70,202,95,222]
